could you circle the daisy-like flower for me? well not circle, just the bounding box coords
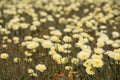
[77,51,90,60]
[63,36,72,42]
[26,41,39,49]
[71,58,79,64]
[50,30,62,37]
[52,53,62,61]
[13,57,20,63]
[41,40,53,48]
[83,59,92,67]
[65,66,73,70]
[35,64,47,72]
[86,67,95,75]
[0,53,9,59]
[92,59,104,68]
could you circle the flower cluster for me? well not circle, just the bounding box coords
[0,0,120,80]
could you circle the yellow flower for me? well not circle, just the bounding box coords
[56,59,62,64]
[13,57,20,63]
[77,51,90,60]
[35,64,47,72]
[58,45,64,52]
[65,66,73,70]
[50,36,60,42]
[91,54,103,59]
[52,54,62,61]
[64,28,72,33]
[48,50,56,55]
[26,41,39,49]
[92,59,104,68]
[94,47,104,54]
[28,69,34,74]
[114,53,120,60]
[72,34,80,39]
[63,36,72,42]
[61,57,68,64]
[48,26,55,30]
[41,40,53,48]
[63,44,72,49]
[50,30,62,37]
[112,31,119,38]
[86,67,95,75]
[97,41,105,47]
[32,21,40,26]
[71,58,79,64]
[24,51,32,56]
[30,73,38,77]
[83,59,92,67]
[30,25,37,31]
[0,53,9,59]
[24,58,33,62]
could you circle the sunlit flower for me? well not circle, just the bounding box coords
[65,66,73,70]
[112,31,119,38]
[24,51,32,56]
[13,57,20,63]
[77,51,90,60]
[26,41,39,49]
[24,36,32,41]
[0,53,9,59]
[52,53,62,60]
[28,69,34,74]
[63,36,72,42]
[71,58,79,64]
[30,73,38,77]
[63,44,72,49]
[92,59,104,68]
[86,67,95,75]
[91,54,103,59]
[50,30,62,37]
[50,36,60,42]
[83,59,92,67]
[35,64,47,72]
[48,50,57,55]
[94,47,104,54]
[41,40,53,48]
[61,57,68,64]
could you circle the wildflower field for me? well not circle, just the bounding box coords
[0,0,120,80]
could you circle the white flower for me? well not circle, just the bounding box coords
[112,31,119,38]
[71,58,79,64]
[92,59,104,68]
[86,67,95,75]
[26,41,39,49]
[50,36,60,42]
[63,36,72,42]
[63,44,72,49]
[12,25,20,30]
[65,66,73,70]
[0,53,9,59]
[24,36,32,41]
[32,21,40,26]
[52,54,62,61]
[24,51,32,56]
[61,57,68,64]
[20,23,29,29]
[50,30,62,37]
[41,40,53,48]
[77,51,90,60]
[94,47,104,54]
[30,25,37,31]
[35,64,47,72]
[28,69,34,74]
